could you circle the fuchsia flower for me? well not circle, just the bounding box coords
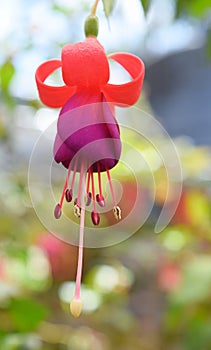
[35,36,145,317]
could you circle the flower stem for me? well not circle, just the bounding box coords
[91,0,100,16]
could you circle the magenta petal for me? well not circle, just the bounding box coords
[54,133,75,168]
[55,90,121,171]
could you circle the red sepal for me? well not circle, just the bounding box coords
[35,59,76,108]
[102,53,145,106]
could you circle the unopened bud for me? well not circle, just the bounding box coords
[84,15,99,37]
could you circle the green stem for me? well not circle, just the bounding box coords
[91,0,100,16]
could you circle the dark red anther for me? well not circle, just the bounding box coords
[86,192,92,206]
[54,203,62,219]
[91,211,100,225]
[65,188,72,202]
[96,194,105,207]
[74,198,78,206]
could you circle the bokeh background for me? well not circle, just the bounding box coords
[0,0,211,349]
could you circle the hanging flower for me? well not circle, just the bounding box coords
[35,30,144,317]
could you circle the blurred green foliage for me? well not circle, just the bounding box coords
[141,0,150,13]
[176,0,211,18]
[141,0,211,18]
[102,0,116,18]
[0,60,15,108]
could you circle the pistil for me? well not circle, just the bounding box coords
[70,166,86,318]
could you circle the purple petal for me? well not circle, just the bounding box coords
[55,90,121,171]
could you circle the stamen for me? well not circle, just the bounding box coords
[113,205,122,220]
[70,161,77,192]
[59,167,71,207]
[86,192,92,206]
[54,164,71,219]
[86,169,92,206]
[65,188,72,202]
[91,170,100,225]
[96,163,105,207]
[106,169,117,207]
[97,163,103,197]
[106,169,122,221]
[77,163,84,208]
[70,167,86,318]
[54,203,62,219]
[91,170,97,213]
[91,211,100,225]
[86,169,91,194]
[74,204,81,218]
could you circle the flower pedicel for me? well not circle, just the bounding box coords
[35,12,145,317]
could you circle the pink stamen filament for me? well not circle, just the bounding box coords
[91,170,97,213]
[59,165,71,208]
[77,162,84,208]
[74,169,86,300]
[106,169,117,207]
[97,163,103,198]
[70,161,77,191]
[86,169,91,194]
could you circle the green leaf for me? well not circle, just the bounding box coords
[0,60,15,92]
[140,0,151,13]
[102,0,116,18]
[176,0,211,18]
[0,59,15,108]
[9,298,47,332]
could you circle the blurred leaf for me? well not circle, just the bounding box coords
[102,0,116,18]
[9,298,47,332]
[171,255,211,304]
[206,30,211,61]
[184,316,211,350]
[140,0,151,13]
[186,190,211,229]
[176,0,211,18]
[52,4,71,15]
[0,333,42,350]
[0,60,15,108]
[164,302,184,331]
[0,60,15,93]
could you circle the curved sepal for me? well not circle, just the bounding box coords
[102,53,145,106]
[35,59,76,108]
